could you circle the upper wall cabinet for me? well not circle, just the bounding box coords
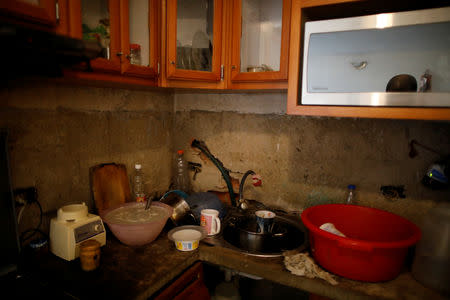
[161,0,291,90]
[67,0,158,80]
[228,0,291,89]
[287,0,450,120]
[164,0,223,87]
[0,0,57,27]
[69,0,122,73]
[120,0,159,79]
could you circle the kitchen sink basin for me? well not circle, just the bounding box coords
[220,211,307,257]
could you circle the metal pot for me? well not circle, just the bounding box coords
[231,216,288,253]
[159,192,196,225]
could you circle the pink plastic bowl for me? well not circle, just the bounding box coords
[101,202,173,246]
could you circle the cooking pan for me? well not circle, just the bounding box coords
[228,215,287,253]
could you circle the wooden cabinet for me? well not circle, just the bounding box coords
[286,0,450,120]
[161,0,225,89]
[152,262,210,300]
[120,0,159,79]
[66,0,159,82]
[161,0,291,90]
[228,0,291,90]
[0,0,57,27]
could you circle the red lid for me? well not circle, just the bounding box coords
[130,43,141,50]
[177,150,184,155]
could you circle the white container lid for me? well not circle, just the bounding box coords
[57,202,89,222]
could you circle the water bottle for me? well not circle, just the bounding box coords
[173,150,190,192]
[133,163,146,202]
[346,184,356,204]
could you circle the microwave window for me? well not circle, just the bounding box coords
[306,22,450,94]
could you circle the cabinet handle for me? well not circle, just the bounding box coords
[116,52,123,57]
[170,61,175,65]
[231,65,236,70]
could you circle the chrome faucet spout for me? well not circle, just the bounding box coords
[238,170,255,210]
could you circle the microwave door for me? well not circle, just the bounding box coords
[301,7,450,107]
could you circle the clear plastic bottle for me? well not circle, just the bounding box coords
[346,184,356,204]
[172,150,190,192]
[133,163,146,202]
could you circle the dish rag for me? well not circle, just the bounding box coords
[283,252,338,285]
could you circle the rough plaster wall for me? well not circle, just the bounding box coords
[0,81,174,235]
[173,92,450,225]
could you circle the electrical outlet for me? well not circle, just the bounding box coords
[13,187,37,205]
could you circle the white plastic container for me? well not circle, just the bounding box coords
[412,203,450,295]
[168,225,206,251]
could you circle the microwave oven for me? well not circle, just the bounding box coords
[301,7,450,107]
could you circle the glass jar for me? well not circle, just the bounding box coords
[130,43,141,65]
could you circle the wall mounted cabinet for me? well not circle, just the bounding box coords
[165,0,223,82]
[228,0,291,89]
[66,0,159,82]
[161,0,291,90]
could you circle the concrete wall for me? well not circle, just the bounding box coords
[173,92,450,225]
[0,81,173,235]
[1,82,449,239]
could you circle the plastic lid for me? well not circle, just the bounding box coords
[177,150,184,155]
[130,43,141,50]
[57,202,88,221]
[135,164,142,169]
[348,184,356,190]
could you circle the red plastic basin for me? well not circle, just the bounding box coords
[301,204,421,282]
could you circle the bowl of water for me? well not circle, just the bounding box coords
[101,201,173,246]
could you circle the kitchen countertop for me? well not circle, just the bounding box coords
[200,241,448,300]
[21,232,199,300]
[21,229,448,300]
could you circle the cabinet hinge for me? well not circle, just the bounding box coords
[220,65,224,80]
[55,1,60,22]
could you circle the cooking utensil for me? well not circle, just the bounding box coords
[228,215,288,253]
[301,204,421,282]
[90,163,132,216]
[159,190,196,225]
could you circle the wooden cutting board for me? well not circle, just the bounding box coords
[90,163,132,215]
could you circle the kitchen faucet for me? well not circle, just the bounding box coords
[191,139,237,206]
[238,170,256,210]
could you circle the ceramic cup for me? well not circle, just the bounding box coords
[200,209,221,235]
[255,210,276,234]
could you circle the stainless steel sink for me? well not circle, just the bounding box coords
[204,205,308,258]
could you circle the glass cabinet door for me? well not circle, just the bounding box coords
[79,0,121,72]
[230,0,290,83]
[121,0,158,78]
[166,0,223,81]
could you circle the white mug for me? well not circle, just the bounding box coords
[200,209,221,235]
